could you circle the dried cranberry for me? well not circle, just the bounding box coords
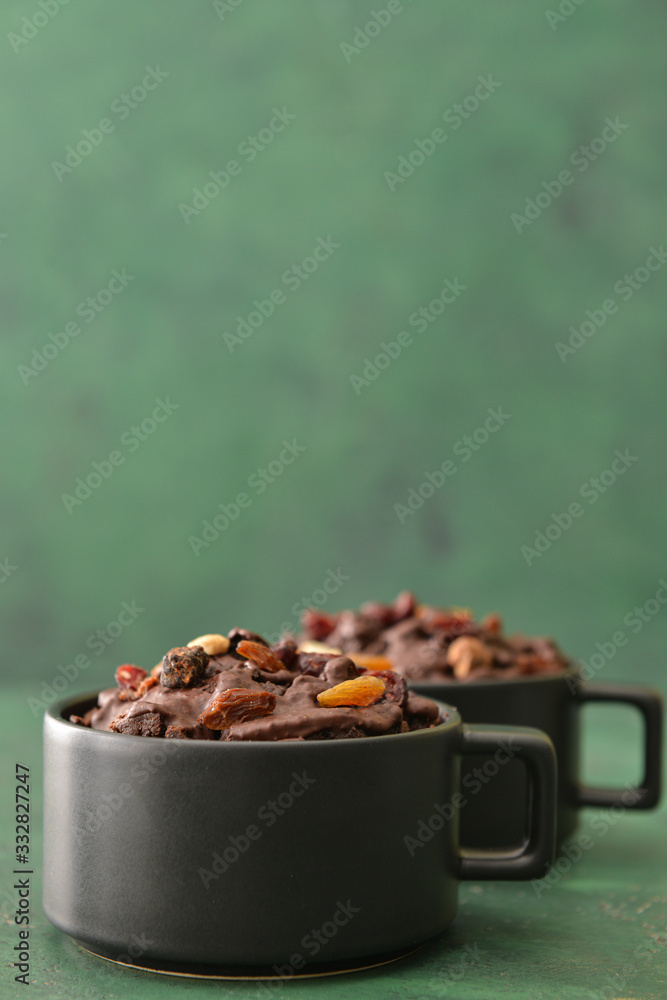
[115,664,148,690]
[301,609,338,641]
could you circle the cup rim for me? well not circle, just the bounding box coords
[45,691,461,748]
[409,664,579,690]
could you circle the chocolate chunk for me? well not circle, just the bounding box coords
[110,710,163,737]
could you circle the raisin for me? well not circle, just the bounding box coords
[160,645,208,688]
[227,628,269,652]
[360,669,408,709]
[317,675,386,708]
[115,664,148,690]
[295,652,335,677]
[271,637,298,667]
[301,609,338,641]
[198,689,277,730]
[236,640,284,673]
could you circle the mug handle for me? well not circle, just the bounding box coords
[457,724,557,881]
[575,682,663,809]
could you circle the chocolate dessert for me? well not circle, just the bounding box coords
[300,593,572,683]
[73,629,442,740]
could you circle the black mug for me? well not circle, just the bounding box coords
[44,693,557,974]
[411,668,662,849]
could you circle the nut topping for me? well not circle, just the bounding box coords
[187,633,230,656]
[446,636,493,679]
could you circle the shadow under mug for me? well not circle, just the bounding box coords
[44,694,557,972]
[411,669,663,850]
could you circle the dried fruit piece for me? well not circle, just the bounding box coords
[446,636,492,679]
[119,675,158,701]
[349,653,394,672]
[481,613,502,637]
[237,640,284,673]
[295,652,334,677]
[115,664,147,690]
[160,645,208,688]
[198,689,277,730]
[317,675,386,708]
[301,609,338,641]
[360,669,407,709]
[187,633,230,656]
[271,637,298,667]
[227,628,268,652]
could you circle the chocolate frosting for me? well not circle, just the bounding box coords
[79,636,442,741]
[304,594,572,682]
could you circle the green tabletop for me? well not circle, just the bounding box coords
[1,683,665,1000]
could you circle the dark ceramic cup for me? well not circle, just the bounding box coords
[411,669,662,850]
[44,693,557,973]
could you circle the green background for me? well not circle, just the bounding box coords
[1,1,666,996]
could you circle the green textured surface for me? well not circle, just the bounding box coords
[1,687,666,998]
[2,0,667,996]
